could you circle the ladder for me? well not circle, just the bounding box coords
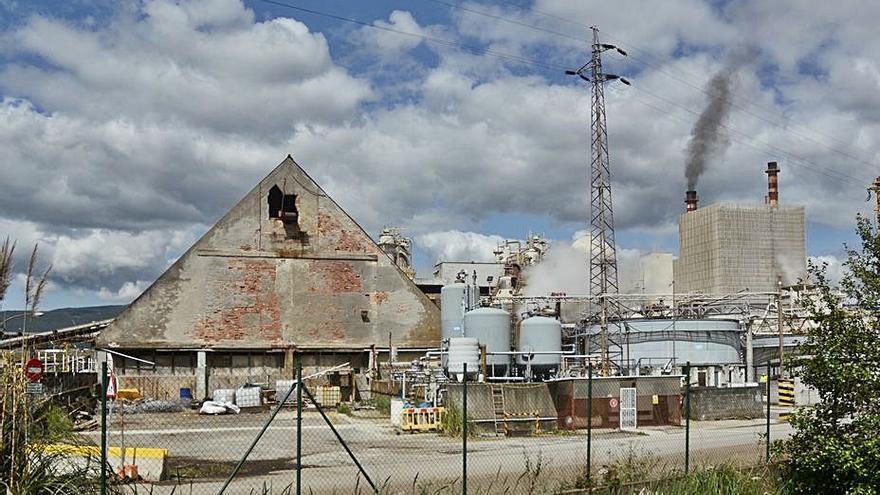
[491,386,506,436]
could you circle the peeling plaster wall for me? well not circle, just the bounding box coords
[98,156,439,350]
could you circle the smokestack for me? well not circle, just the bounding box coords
[685,190,698,212]
[766,161,779,206]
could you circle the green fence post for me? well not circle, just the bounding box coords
[586,362,593,487]
[100,361,107,495]
[462,362,467,495]
[296,357,303,495]
[684,361,691,474]
[766,363,771,464]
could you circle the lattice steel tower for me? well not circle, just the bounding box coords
[566,27,629,374]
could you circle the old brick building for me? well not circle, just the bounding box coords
[97,156,439,400]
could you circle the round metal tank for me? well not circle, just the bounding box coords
[464,307,511,366]
[441,284,470,341]
[587,319,741,366]
[446,337,480,376]
[517,316,562,366]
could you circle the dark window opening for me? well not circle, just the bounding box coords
[268,185,299,225]
[360,310,370,323]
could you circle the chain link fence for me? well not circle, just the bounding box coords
[35,361,795,494]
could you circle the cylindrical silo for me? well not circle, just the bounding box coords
[441,284,470,341]
[446,337,480,378]
[464,307,511,366]
[517,316,562,366]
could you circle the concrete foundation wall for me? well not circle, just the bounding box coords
[446,383,557,435]
[690,386,763,420]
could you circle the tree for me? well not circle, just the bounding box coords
[778,215,880,494]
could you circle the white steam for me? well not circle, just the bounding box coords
[521,232,645,296]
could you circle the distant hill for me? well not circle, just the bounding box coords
[1,305,125,334]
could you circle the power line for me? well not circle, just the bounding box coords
[419,0,878,172]
[255,0,562,71]
[422,0,591,45]
[603,43,879,171]
[255,0,871,186]
[628,85,867,186]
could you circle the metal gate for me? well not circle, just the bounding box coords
[620,387,637,430]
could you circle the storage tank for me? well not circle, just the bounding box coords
[446,337,480,377]
[441,283,472,341]
[517,316,562,366]
[464,307,511,366]
[586,319,741,367]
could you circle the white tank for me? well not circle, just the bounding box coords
[446,337,480,376]
[464,307,511,366]
[441,284,474,341]
[517,316,562,366]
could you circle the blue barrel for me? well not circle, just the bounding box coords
[179,387,193,399]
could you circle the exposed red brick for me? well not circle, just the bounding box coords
[370,291,389,305]
[191,259,283,344]
[317,260,362,292]
[317,213,371,253]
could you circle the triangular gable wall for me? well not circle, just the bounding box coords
[99,156,439,349]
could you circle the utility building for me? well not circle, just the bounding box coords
[97,156,439,400]
[674,163,806,294]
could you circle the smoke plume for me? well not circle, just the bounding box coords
[684,66,739,190]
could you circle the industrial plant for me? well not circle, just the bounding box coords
[8,28,838,432]
[3,24,880,493]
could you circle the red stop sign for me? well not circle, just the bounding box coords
[24,358,43,382]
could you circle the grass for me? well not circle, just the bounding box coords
[337,402,352,416]
[375,395,391,416]
[1,354,109,495]
[439,405,477,439]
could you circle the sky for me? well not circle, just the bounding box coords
[0,0,877,310]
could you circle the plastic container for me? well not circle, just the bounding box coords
[212,389,235,404]
[235,385,262,408]
[276,380,298,404]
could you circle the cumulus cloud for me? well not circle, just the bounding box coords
[354,10,427,56]
[0,218,200,299]
[1,1,370,136]
[98,281,151,302]
[416,230,505,264]
[1,0,879,308]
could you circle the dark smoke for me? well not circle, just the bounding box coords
[684,66,739,190]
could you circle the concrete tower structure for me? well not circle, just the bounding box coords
[674,163,806,294]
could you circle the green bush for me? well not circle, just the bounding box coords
[375,395,391,416]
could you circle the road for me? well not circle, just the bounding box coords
[84,410,794,494]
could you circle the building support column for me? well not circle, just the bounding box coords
[745,322,754,383]
[196,351,208,400]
